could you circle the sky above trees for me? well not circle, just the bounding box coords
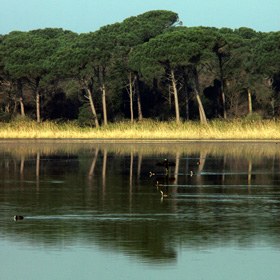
[0,0,279,35]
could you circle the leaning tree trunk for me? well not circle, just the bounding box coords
[170,69,180,124]
[192,67,207,124]
[86,88,99,128]
[101,84,108,126]
[194,89,207,124]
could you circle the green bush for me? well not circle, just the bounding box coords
[77,105,97,127]
[0,111,12,122]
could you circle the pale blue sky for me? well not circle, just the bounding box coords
[0,0,279,35]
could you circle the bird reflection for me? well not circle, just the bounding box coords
[160,189,168,199]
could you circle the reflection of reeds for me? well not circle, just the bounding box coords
[0,141,280,161]
[1,119,280,140]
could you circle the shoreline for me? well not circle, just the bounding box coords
[0,138,279,143]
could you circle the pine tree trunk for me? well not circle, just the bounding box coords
[19,97,25,117]
[170,69,180,123]
[218,56,227,119]
[190,66,207,123]
[86,88,99,128]
[32,78,41,123]
[36,91,40,123]
[185,91,190,120]
[128,72,134,123]
[101,84,108,126]
[221,90,227,119]
[137,93,143,121]
[13,99,18,114]
[248,88,252,115]
[5,103,10,113]
[17,80,25,117]
[135,77,143,121]
[194,89,207,124]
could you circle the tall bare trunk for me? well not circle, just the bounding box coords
[185,91,190,120]
[86,88,99,128]
[128,72,134,123]
[36,91,40,123]
[221,90,227,119]
[13,99,18,114]
[101,84,108,126]
[19,97,25,117]
[137,93,143,121]
[135,77,143,121]
[129,85,134,123]
[17,80,25,116]
[218,56,227,119]
[170,69,180,123]
[248,88,252,115]
[31,78,41,123]
[194,89,207,124]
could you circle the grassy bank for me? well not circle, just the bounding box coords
[0,119,280,140]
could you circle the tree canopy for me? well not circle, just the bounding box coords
[0,10,279,124]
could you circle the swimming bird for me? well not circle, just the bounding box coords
[13,215,24,221]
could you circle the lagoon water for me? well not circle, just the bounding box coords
[0,141,280,280]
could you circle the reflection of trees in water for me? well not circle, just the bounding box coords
[1,141,280,158]
[1,141,280,263]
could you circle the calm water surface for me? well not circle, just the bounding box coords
[0,141,280,280]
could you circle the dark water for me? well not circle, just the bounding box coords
[0,141,280,280]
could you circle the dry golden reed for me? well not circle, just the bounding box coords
[0,119,280,140]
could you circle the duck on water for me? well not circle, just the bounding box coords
[13,215,24,221]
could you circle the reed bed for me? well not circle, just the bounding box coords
[0,119,280,140]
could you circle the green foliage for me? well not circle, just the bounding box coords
[235,27,259,39]
[120,10,179,45]
[129,27,221,83]
[0,10,280,124]
[254,32,280,76]
[243,112,263,121]
[77,104,97,127]
[0,110,11,122]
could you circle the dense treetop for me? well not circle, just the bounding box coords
[0,10,279,125]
